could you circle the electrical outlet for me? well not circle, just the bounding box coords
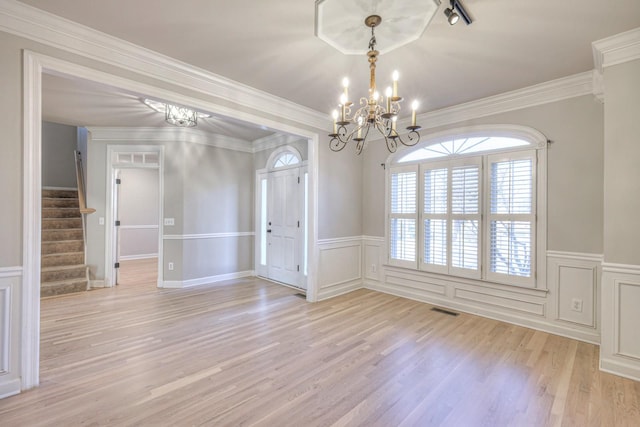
[371,263,377,273]
[164,218,175,226]
[168,262,174,271]
[99,217,105,225]
[571,298,583,312]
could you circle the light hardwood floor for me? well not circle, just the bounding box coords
[1,262,639,426]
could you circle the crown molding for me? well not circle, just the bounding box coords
[0,0,327,130]
[592,27,640,73]
[0,0,620,135]
[417,71,594,129]
[86,127,254,153]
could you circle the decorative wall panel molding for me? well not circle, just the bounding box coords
[0,269,21,398]
[601,265,640,381]
[317,237,362,300]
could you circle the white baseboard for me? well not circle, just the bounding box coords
[119,254,158,261]
[600,358,640,382]
[89,280,106,288]
[0,378,21,399]
[316,279,362,301]
[162,270,255,289]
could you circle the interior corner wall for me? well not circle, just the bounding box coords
[603,59,640,266]
[600,57,640,381]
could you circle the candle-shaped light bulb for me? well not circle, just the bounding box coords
[342,77,349,103]
[392,70,399,97]
[373,91,379,102]
[339,93,348,122]
[385,87,392,112]
[332,110,338,133]
[357,117,363,139]
[411,100,419,127]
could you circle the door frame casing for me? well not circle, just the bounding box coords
[105,146,164,287]
[255,146,308,289]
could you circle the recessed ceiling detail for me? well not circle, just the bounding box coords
[314,0,439,55]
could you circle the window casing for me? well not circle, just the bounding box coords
[387,130,545,289]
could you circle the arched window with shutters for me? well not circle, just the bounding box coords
[386,125,547,289]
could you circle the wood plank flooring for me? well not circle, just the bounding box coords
[1,262,639,426]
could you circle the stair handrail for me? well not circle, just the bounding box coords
[75,151,95,289]
[74,150,96,216]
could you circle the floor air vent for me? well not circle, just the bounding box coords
[431,307,460,316]
[294,293,307,299]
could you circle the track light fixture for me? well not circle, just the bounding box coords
[444,0,473,25]
[444,7,459,25]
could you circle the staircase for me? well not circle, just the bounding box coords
[41,189,89,297]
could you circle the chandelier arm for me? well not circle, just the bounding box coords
[395,128,422,147]
[375,121,397,153]
[329,124,351,152]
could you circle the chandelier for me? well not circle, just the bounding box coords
[328,15,421,155]
[165,104,197,127]
[143,99,211,128]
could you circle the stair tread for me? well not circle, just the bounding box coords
[41,266,87,274]
[41,278,87,287]
[42,239,84,244]
[42,251,84,257]
[42,227,83,230]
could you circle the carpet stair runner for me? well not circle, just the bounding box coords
[41,188,89,297]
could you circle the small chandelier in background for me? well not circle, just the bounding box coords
[143,99,211,128]
[165,104,197,127]
[328,15,421,155]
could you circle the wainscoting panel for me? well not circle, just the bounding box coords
[363,236,384,282]
[617,280,640,359]
[547,252,601,331]
[453,286,545,317]
[317,238,362,300]
[365,251,603,345]
[601,263,640,381]
[0,268,22,398]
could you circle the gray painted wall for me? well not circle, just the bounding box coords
[604,59,640,265]
[362,95,605,255]
[118,168,159,258]
[42,121,77,188]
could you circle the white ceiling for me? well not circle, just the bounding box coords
[20,0,640,135]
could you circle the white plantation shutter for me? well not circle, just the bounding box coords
[487,152,536,286]
[389,136,540,288]
[389,167,418,268]
[449,162,481,278]
[421,166,448,272]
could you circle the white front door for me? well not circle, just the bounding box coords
[267,167,301,287]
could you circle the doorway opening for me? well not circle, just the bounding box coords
[107,147,163,288]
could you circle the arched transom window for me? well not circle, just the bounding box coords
[273,152,300,168]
